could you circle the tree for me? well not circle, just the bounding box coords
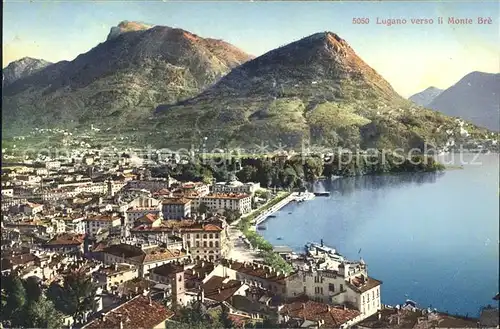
[47,271,97,323]
[2,274,26,324]
[198,202,209,215]
[236,165,258,182]
[23,296,63,329]
[223,209,242,224]
[23,276,42,302]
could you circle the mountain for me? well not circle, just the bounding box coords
[154,32,484,150]
[409,87,443,107]
[2,21,252,136]
[427,72,500,131]
[3,57,52,86]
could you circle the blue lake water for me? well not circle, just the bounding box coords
[260,153,499,316]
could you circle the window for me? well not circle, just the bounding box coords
[196,234,200,239]
[303,286,307,294]
[209,234,213,239]
[209,241,213,248]
[215,233,219,238]
[196,241,200,247]
[303,275,306,282]
[186,234,190,238]
[203,241,207,247]
[340,284,344,291]
[203,234,207,239]
[320,287,323,295]
[215,241,219,248]
[328,284,335,292]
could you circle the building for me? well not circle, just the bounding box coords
[101,243,187,277]
[126,208,162,227]
[22,202,44,215]
[82,295,174,329]
[150,262,186,306]
[161,198,192,219]
[85,214,122,238]
[130,218,229,261]
[43,233,85,254]
[180,182,210,197]
[286,243,382,321]
[278,299,362,328]
[213,180,261,195]
[211,260,288,296]
[93,263,139,291]
[200,193,252,214]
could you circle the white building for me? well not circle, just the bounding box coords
[200,193,252,214]
[212,180,261,195]
[85,214,122,237]
[285,243,382,321]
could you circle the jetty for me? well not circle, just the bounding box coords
[313,191,330,197]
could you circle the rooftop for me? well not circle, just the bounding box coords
[82,295,174,329]
[348,276,382,293]
[202,193,251,200]
[202,275,244,302]
[151,262,184,277]
[221,259,287,283]
[280,299,361,327]
[45,233,85,246]
[161,197,191,205]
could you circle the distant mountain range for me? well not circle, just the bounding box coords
[3,57,52,86]
[154,32,488,149]
[409,87,443,107]
[2,23,493,150]
[2,21,252,136]
[425,72,500,132]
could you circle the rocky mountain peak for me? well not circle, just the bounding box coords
[3,57,52,86]
[107,20,155,40]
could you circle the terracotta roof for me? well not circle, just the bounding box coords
[1,253,38,269]
[136,213,159,224]
[161,197,191,205]
[85,214,121,222]
[202,193,251,200]
[130,220,223,233]
[45,233,85,246]
[82,295,174,329]
[96,263,136,276]
[348,276,382,293]
[102,244,186,264]
[184,261,215,287]
[202,275,244,302]
[221,260,287,283]
[151,262,184,277]
[280,300,361,328]
[227,314,250,327]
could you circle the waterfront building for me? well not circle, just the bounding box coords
[200,193,252,214]
[212,180,261,195]
[286,243,382,321]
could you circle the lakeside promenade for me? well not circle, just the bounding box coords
[227,191,297,261]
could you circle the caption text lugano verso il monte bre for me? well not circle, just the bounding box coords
[352,16,493,26]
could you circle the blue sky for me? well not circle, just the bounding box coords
[3,1,499,96]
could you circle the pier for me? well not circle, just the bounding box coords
[253,192,299,226]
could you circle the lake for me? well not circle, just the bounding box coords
[259,153,499,316]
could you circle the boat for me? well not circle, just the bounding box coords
[313,191,330,197]
[277,237,283,240]
[257,226,267,231]
[288,212,292,214]
[267,215,277,218]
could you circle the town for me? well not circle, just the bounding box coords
[1,149,497,329]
